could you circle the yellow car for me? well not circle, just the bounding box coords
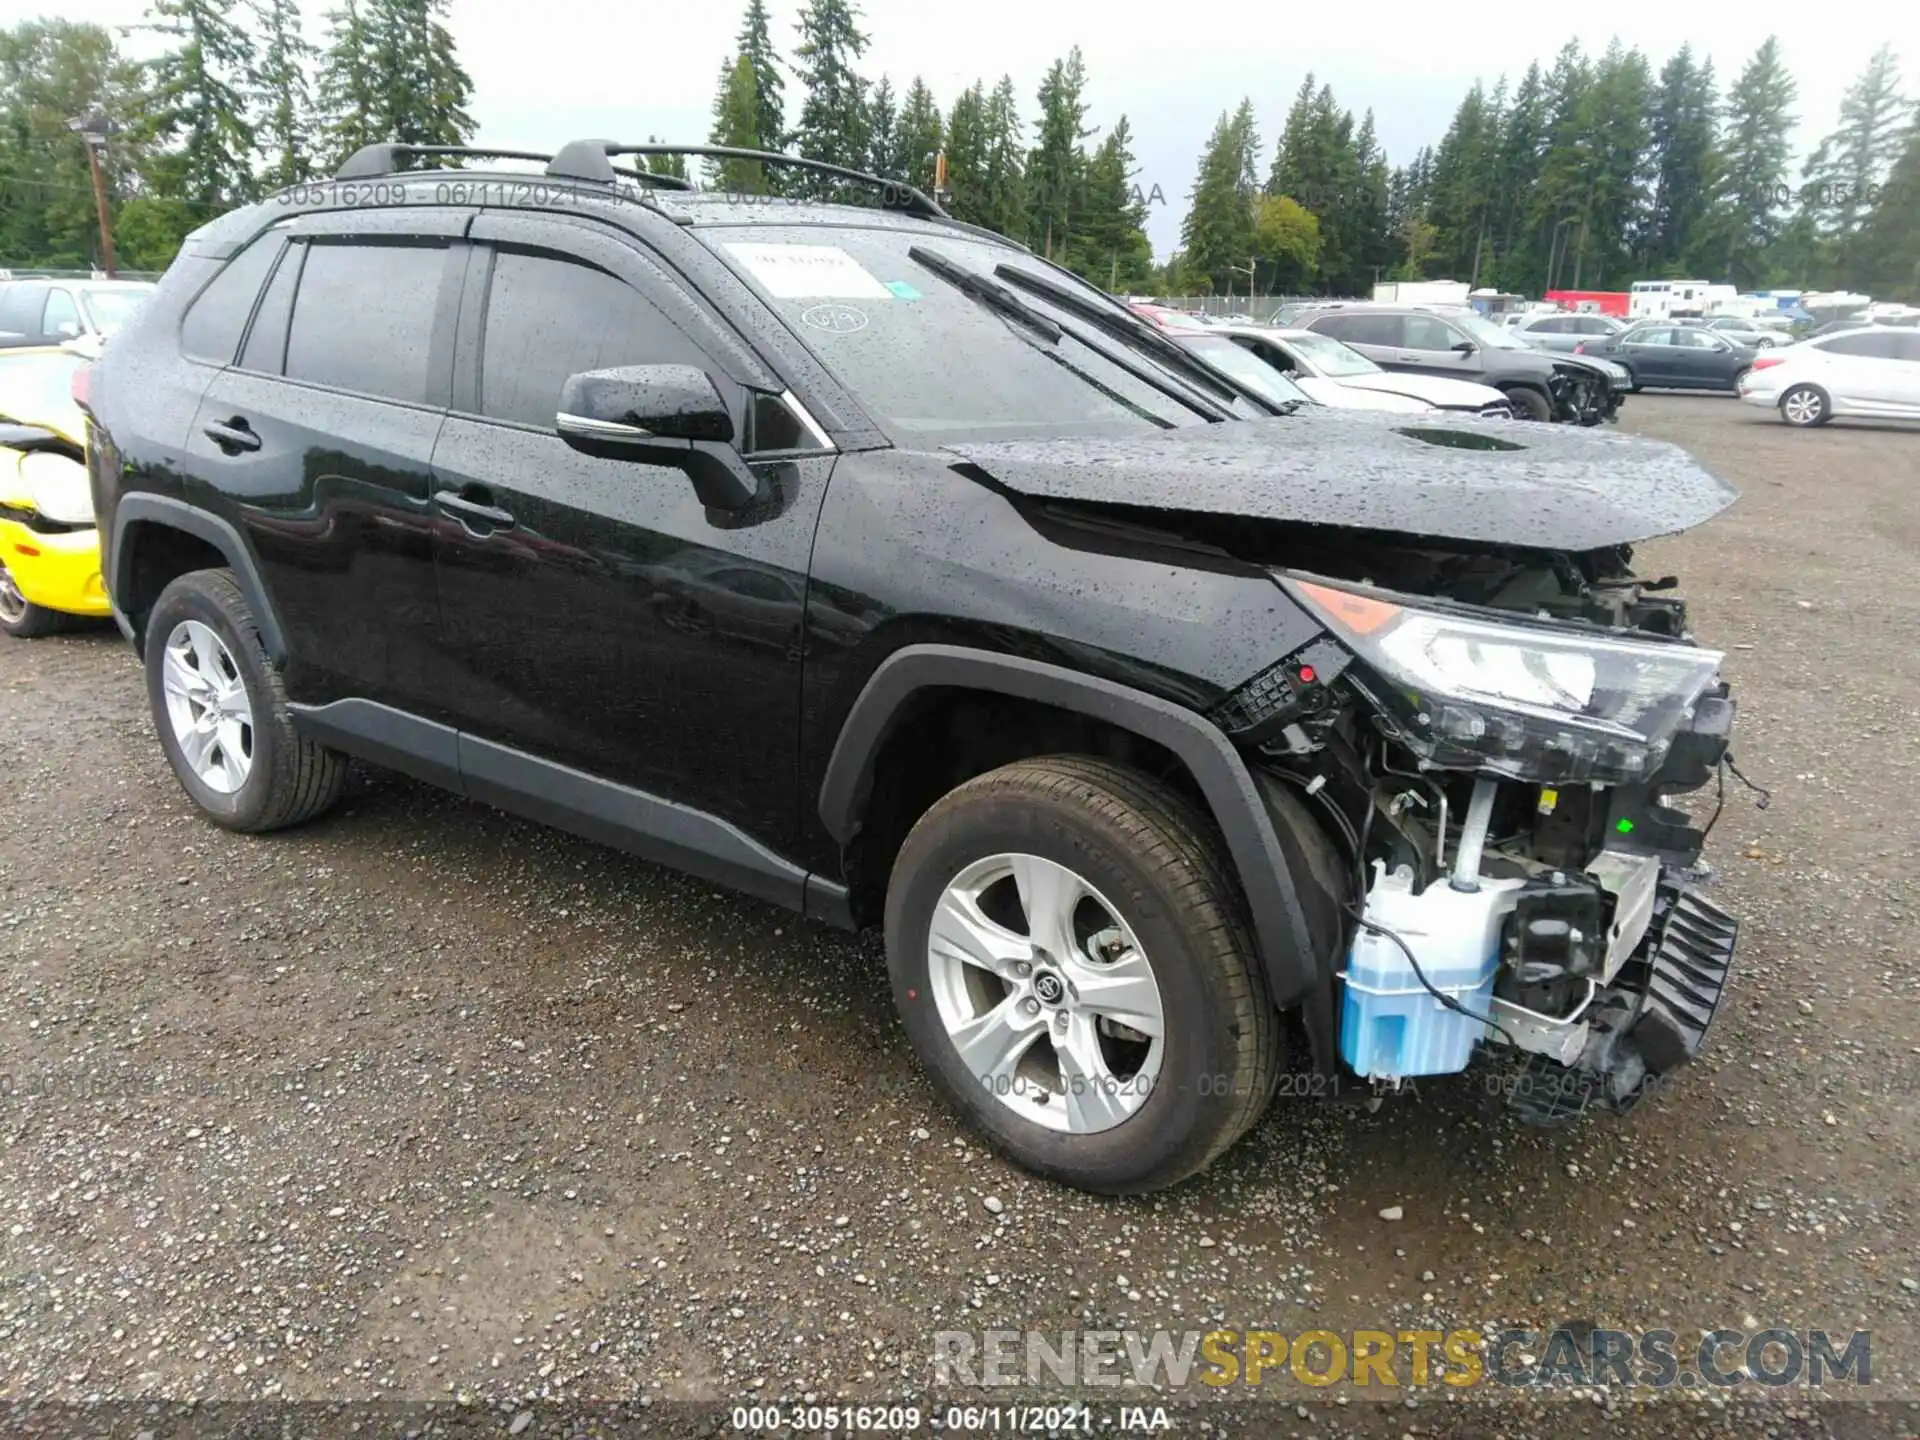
[0,341,108,637]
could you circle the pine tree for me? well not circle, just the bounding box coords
[143,0,257,211]
[1349,110,1394,293]
[1702,36,1796,286]
[314,0,379,163]
[1179,99,1259,294]
[1028,47,1092,259]
[981,75,1026,239]
[893,76,942,192]
[368,0,473,155]
[1490,64,1546,289]
[248,0,315,190]
[943,82,989,227]
[709,53,767,192]
[865,74,896,177]
[1070,114,1153,289]
[791,0,869,194]
[1843,116,1920,298]
[644,137,688,180]
[1645,46,1719,272]
[1804,44,1905,240]
[732,0,785,153]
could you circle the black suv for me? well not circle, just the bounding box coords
[1293,303,1624,424]
[81,143,1744,1192]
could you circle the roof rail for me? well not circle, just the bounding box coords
[547,141,947,218]
[334,143,561,179]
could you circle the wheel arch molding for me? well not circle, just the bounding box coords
[819,643,1326,1008]
[109,495,288,663]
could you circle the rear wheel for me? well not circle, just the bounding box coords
[1501,386,1553,422]
[0,560,72,638]
[144,568,348,832]
[1780,384,1830,427]
[884,756,1282,1194]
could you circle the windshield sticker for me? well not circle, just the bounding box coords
[800,303,870,334]
[883,280,922,301]
[723,242,893,299]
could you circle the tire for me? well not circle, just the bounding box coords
[1779,384,1831,428]
[1732,368,1751,393]
[144,567,348,832]
[0,559,73,638]
[884,755,1282,1194]
[1501,386,1554,422]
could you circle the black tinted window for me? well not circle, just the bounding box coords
[1530,317,1568,334]
[1312,313,1400,346]
[181,234,283,364]
[479,250,714,428]
[746,391,823,453]
[285,241,446,401]
[239,242,302,374]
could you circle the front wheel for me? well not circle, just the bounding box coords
[1780,384,1830,427]
[884,756,1282,1194]
[1501,386,1554,422]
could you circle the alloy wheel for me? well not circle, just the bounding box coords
[0,562,25,626]
[160,619,254,794]
[925,852,1165,1134]
[1783,388,1824,426]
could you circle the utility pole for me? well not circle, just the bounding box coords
[67,110,117,278]
[1228,257,1256,309]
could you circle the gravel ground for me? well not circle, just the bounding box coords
[2,394,1916,1438]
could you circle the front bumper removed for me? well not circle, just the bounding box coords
[1496,878,1738,1127]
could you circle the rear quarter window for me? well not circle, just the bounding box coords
[181,233,285,364]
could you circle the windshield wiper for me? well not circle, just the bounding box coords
[908,246,1062,344]
[991,264,1263,413]
[912,245,1226,422]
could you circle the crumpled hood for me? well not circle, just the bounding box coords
[946,410,1738,551]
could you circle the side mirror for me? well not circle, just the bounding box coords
[556,364,755,510]
[1452,339,1476,354]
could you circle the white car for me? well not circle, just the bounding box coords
[1212,325,1516,419]
[1172,329,1437,414]
[1738,327,1920,427]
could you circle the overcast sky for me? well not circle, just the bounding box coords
[21,0,1908,259]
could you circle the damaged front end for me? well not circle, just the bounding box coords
[1208,539,1743,1125]
[1547,358,1625,426]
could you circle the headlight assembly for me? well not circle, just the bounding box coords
[1283,576,1724,784]
[18,451,94,526]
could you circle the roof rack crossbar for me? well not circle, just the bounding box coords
[334,143,559,180]
[548,141,947,218]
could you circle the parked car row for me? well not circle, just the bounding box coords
[0,278,154,349]
[1738,325,1920,425]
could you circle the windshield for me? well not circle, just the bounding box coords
[701,226,1257,442]
[1449,311,1529,350]
[1282,329,1380,377]
[0,349,84,438]
[79,287,150,336]
[1175,335,1310,407]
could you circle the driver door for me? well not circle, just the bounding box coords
[1393,313,1479,378]
[427,214,833,853]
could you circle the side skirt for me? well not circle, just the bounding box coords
[288,697,853,927]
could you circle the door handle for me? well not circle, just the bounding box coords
[203,418,261,454]
[434,489,516,530]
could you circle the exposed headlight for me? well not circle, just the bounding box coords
[17,451,94,526]
[1283,576,1724,784]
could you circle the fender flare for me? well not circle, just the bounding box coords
[109,495,288,662]
[818,643,1323,1007]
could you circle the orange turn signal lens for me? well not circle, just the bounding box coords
[1294,580,1402,636]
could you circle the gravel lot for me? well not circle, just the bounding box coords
[3,395,1916,1438]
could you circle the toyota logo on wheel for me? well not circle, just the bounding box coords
[1033,971,1066,1005]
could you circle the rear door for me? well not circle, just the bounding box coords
[427,212,833,858]
[1620,327,1675,384]
[1305,311,1401,367]
[181,209,464,722]
[1822,332,1910,410]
